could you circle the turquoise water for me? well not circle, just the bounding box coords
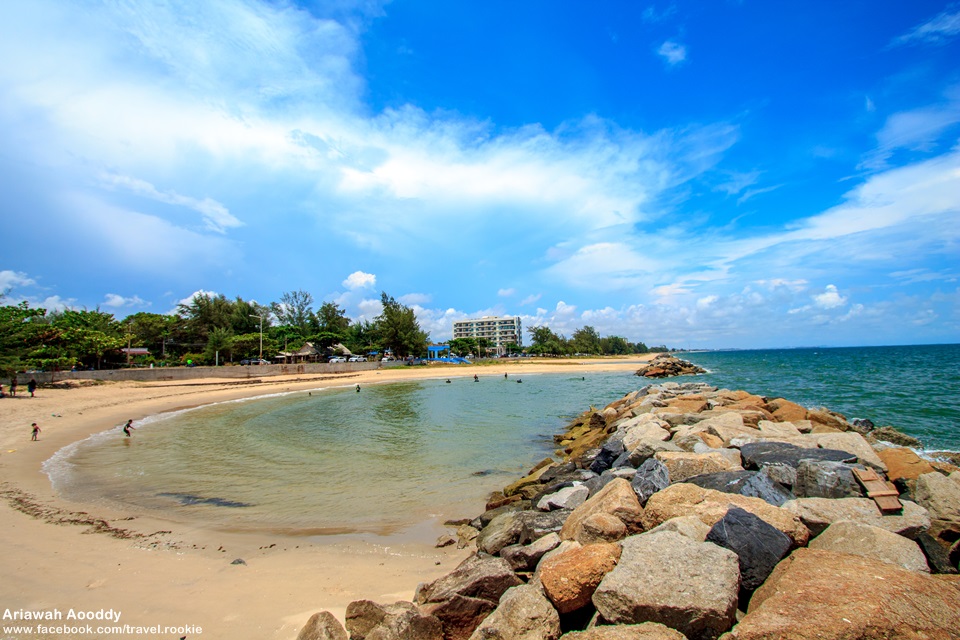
[48,345,959,538]
[682,344,960,451]
[48,372,645,536]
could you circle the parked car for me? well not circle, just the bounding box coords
[348,356,367,362]
[240,358,270,365]
[328,356,347,363]
[381,356,395,362]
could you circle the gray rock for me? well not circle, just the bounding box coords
[539,462,579,484]
[914,472,960,524]
[537,485,589,512]
[420,595,496,640]
[501,533,562,573]
[477,512,525,555]
[584,473,616,497]
[644,515,711,542]
[916,532,957,574]
[810,432,888,473]
[518,509,573,544]
[685,470,756,494]
[297,611,349,640]
[871,426,922,448]
[631,458,670,506]
[738,468,795,507]
[792,459,865,499]
[590,436,626,474]
[593,531,739,640]
[468,583,560,640]
[478,502,529,528]
[809,520,929,573]
[781,497,931,538]
[739,441,856,471]
[627,438,684,467]
[705,506,792,591]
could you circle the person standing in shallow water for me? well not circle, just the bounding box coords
[31,423,40,441]
[122,419,135,437]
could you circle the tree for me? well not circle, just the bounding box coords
[204,327,234,364]
[314,302,351,349]
[449,337,475,356]
[599,335,631,355]
[375,292,428,358]
[271,290,315,335]
[527,325,569,356]
[571,326,602,355]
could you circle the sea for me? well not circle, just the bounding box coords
[44,344,959,539]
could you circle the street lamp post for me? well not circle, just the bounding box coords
[250,314,263,361]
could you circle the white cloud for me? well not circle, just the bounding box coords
[892,7,960,46]
[696,295,718,309]
[657,40,687,65]
[520,294,542,306]
[498,288,515,297]
[813,284,847,309]
[103,293,148,308]
[0,270,36,292]
[176,289,219,309]
[399,292,432,305]
[343,271,376,290]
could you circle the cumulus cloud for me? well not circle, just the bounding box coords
[813,284,847,309]
[103,293,148,308]
[343,271,376,290]
[0,270,36,292]
[657,40,687,65]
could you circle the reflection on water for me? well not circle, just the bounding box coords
[50,373,643,536]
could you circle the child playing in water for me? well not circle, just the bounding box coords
[122,419,135,437]
[31,423,40,441]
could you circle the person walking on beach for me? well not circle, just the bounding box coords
[31,423,40,441]
[10,378,17,397]
[122,419,135,437]
[27,378,37,397]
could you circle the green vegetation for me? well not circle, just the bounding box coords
[0,288,663,373]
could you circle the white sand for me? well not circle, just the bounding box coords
[0,357,654,638]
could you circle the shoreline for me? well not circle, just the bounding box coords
[0,356,655,639]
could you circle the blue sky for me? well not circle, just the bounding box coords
[1,1,958,349]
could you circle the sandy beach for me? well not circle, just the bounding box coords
[0,357,654,639]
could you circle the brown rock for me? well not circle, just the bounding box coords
[810,431,887,472]
[915,472,960,524]
[723,548,960,640]
[767,398,808,423]
[421,595,496,640]
[878,447,936,483]
[559,622,688,639]
[871,425,922,448]
[504,465,553,497]
[560,478,644,541]
[297,611,349,640]
[806,408,849,432]
[540,543,622,614]
[756,420,802,439]
[697,432,725,449]
[416,554,522,607]
[808,520,929,572]
[781,496,930,539]
[642,483,809,547]
[577,512,628,545]
[654,451,743,483]
[467,583,560,640]
[346,601,443,640]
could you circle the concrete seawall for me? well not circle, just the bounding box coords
[14,361,384,385]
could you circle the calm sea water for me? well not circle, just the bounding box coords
[47,372,645,537]
[46,345,958,538]
[682,344,960,451]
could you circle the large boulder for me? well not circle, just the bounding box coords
[738,441,854,472]
[808,520,929,573]
[577,512,629,545]
[418,556,510,602]
[539,542,622,614]
[871,425,922,448]
[538,485,590,512]
[344,601,442,640]
[914,472,960,525]
[737,469,795,507]
[756,420,803,439]
[560,478,644,542]
[685,471,756,494]
[705,506,792,591]
[593,531,740,640]
[642,483,810,548]
[559,622,687,639]
[811,432,887,473]
[626,438,684,467]
[792,460,864,499]
[721,548,960,640]
[654,451,743,483]
[467,583,560,640]
[781,497,931,538]
[767,398,808,423]
[877,447,936,484]
[645,514,712,542]
[297,611,349,640]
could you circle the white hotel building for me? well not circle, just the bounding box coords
[452,316,523,355]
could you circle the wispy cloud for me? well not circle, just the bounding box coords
[0,270,36,292]
[891,6,960,46]
[103,293,148,308]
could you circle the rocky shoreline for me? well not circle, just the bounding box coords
[296,382,960,640]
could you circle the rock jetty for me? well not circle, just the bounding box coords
[296,382,960,640]
[635,354,706,378]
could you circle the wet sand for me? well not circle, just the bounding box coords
[0,357,654,638]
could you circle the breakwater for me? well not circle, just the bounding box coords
[295,380,960,640]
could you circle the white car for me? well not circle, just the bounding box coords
[328,356,347,363]
[348,356,367,362]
